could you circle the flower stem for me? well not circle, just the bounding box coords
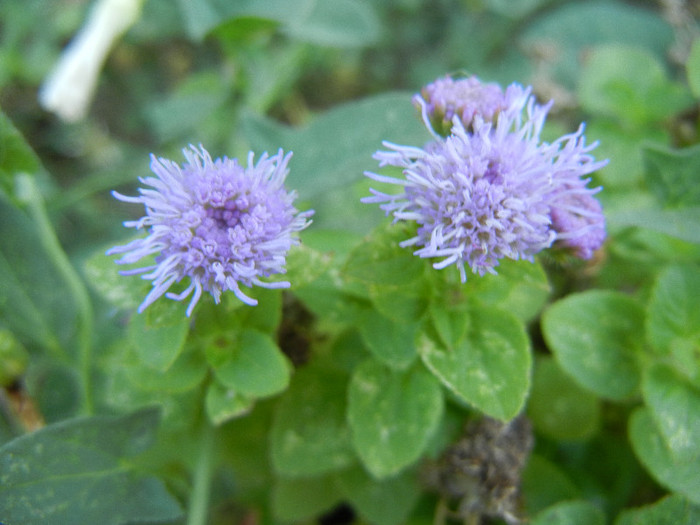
[187,421,216,525]
[17,174,95,415]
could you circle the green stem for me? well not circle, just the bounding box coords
[187,421,215,525]
[17,174,95,415]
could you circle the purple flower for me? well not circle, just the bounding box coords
[108,145,313,316]
[413,75,529,137]
[364,85,606,280]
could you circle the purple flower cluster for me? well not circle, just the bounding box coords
[364,75,607,280]
[108,145,313,316]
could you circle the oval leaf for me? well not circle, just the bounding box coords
[629,407,700,505]
[419,305,530,420]
[213,329,290,398]
[0,409,182,523]
[642,364,700,462]
[270,365,355,477]
[347,359,443,478]
[542,290,643,400]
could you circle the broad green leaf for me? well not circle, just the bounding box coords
[127,345,207,394]
[0,191,78,355]
[609,206,700,244]
[615,494,700,525]
[0,328,28,386]
[285,243,333,289]
[358,311,418,369]
[213,329,290,398]
[272,474,342,522]
[528,357,600,441]
[145,72,228,142]
[629,408,700,505]
[542,290,643,400]
[0,409,182,523]
[643,143,700,208]
[176,0,219,40]
[584,120,666,190]
[419,305,531,421]
[270,365,355,477]
[647,264,700,383]
[687,38,700,99]
[519,1,673,88]
[579,45,692,126]
[25,362,82,423]
[467,258,550,323]
[522,455,581,516]
[343,223,427,286]
[205,380,255,426]
[84,247,147,311]
[347,359,443,478]
[284,0,381,47]
[642,364,700,462]
[230,287,283,334]
[335,466,420,525]
[531,500,605,525]
[127,298,190,371]
[368,282,429,324]
[241,92,429,200]
[0,110,41,194]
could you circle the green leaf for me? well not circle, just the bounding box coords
[519,1,673,88]
[368,282,429,324]
[579,45,692,126]
[0,110,41,194]
[84,245,148,311]
[643,143,700,208]
[213,329,290,398]
[284,0,381,47]
[358,311,418,369]
[347,359,443,478]
[419,305,531,421]
[0,328,28,386]
[642,364,700,462]
[272,474,342,522]
[0,191,78,355]
[615,494,700,525]
[528,357,600,441]
[205,380,255,426]
[609,206,700,244]
[26,362,82,423]
[270,365,355,477]
[522,455,581,516]
[176,0,219,40]
[542,290,644,400]
[687,38,700,99]
[646,264,700,383]
[335,466,420,525]
[467,258,550,323]
[0,408,182,523]
[128,345,208,394]
[343,223,427,286]
[241,92,429,200]
[127,298,190,371]
[629,407,700,505]
[531,500,605,525]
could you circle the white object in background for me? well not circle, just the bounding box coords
[39,0,144,122]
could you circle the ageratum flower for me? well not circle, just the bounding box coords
[413,75,528,137]
[108,145,313,316]
[364,84,607,281]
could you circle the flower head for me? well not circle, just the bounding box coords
[413,75,529,137]
[108,145,313,316]
[364,84,607,280]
